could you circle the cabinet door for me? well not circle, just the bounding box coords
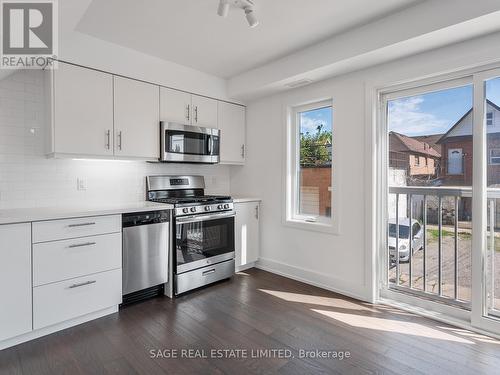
[0,223,32,342]
[160,87,192,124]
[53,63,114,156]
[192,94,218,128]
[234,202,260,268]
[114,77,159,159]
[218,102,246,164]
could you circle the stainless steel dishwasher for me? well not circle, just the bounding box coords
[122,210,170,302]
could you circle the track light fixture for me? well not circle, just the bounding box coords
[217,0,259,28]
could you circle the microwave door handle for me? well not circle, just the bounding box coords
[208,135,214,155]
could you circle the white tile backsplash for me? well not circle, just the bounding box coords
[0,70,230,209]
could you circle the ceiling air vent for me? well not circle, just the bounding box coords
[285,79,313,88]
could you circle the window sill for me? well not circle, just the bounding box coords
[284,218,339,235]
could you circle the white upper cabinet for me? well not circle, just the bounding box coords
[50,62,114,156]
[192,94,218,128]
[218,102,246,164]
[113,77,159,159]
[46,62,245,162]
[0,223,32,342]
[160,87,192,124]
[234,201,260,270]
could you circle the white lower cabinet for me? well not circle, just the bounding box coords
[0,214,123,349]
[33,232,122,287]
[32,215,121,243]
[33,269,122,330]
[32,214,122,330]
[234,201,260,270]
[0,223,32,342]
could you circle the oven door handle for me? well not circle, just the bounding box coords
[176,212,235,224]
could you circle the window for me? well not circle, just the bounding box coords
[414,155,420,166]
[490,148,500,164]
[447,148,463,174]
[412,222,421,237]
[286,100,335,231]
[487,112,493,126]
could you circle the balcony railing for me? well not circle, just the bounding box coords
[388,186,475,309]
[389,185,500,311]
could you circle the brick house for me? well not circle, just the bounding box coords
[437,100,500,186]
[389,131,441,183]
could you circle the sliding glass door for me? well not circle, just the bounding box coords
[380,68,500,335]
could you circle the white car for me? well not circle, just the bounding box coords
[388,218,423,263]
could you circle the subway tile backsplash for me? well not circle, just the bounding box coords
[0,70,230,209]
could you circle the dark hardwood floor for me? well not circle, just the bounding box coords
[2,268,500,375]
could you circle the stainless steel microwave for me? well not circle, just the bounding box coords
[160,122,220,163]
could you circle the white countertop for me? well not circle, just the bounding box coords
[232,197,262,203]
[0,201,174,225]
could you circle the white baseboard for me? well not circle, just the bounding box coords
[255,257,370,302]
[0,306,118,351]
[236,261,256,272]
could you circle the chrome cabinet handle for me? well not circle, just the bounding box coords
[118,131,123,151]
[68,280,96,289]
[186,104,190,122]
[194,106,198,123]
[68,242,96,249]
[202,269,216,276]
[68,222,96,228]
[255,205,259,220]
[105,130,111,150]
[241,144,245,158]
[208,135,212,155]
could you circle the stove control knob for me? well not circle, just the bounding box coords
[217,204,223,209]
[182,208,189,214]
[190,207,197,213]
[205,206,211,212]
[224,204,230,209]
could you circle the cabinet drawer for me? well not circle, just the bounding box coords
[33,269,122,330]
[33,215,121,243]
[33,233,122,287]
[175,259,234,295]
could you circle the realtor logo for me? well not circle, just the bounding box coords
[1,0,57,68]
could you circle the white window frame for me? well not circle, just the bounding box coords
[489,148,500,165]
[284,99,339,234]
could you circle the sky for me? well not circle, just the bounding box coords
[388,78,500,137]
[300,106,333,134]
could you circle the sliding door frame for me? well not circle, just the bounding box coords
[375,64,500,336]
[471,67,500,334]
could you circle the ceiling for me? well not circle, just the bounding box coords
[76,0,422,78]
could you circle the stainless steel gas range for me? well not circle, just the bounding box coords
[146,175,235,296]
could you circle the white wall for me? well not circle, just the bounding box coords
[230,31,500,302]
[58,1,229,100]
[0,70,230,209]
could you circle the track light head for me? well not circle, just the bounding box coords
[217,0,229,17]
[244,7,259,28]
[216,0,259,28]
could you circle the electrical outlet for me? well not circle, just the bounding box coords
[77,178,87,191]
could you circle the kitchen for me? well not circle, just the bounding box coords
[2,1,500,374]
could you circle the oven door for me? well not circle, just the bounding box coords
[160,122,220,163]
[175,212,235,274]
